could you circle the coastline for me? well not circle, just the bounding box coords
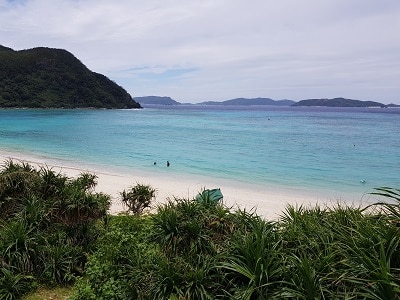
[0,149,376,220]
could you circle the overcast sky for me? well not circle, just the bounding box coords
[1,0,400,104]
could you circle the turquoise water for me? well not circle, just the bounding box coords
[0,106,399,196]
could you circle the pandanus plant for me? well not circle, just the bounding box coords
[120,183,156,215]
[370,187,400,222]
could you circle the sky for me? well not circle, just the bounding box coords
[1,0,400,104]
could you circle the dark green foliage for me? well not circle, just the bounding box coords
[120,183,156,215]
[278,202,400,298]
[0,45,141,109]
[0,268,35,300]
[2,160,399,300]
[369,187,400,224]
[72,216,155,300]
[40,241,83,285]
[0,160,110,298]
[72,198,238,299]
[151,198,237,258]
[220,217,283,299]
[73,188,400,299]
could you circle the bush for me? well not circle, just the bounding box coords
[0,160,111,297]
[120,183,156,215]
[3,160,399,299]
[71,215,154,300]
[0,268,35,300]
[75,194,400,299]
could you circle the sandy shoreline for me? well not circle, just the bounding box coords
[0,150,375,220]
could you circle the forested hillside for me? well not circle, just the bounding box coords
[292,97,386,107]
[0,46,140,108]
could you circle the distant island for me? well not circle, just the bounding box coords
[135,96,181,106]
[292,98,387,108]
[0,45,141,109]
[199,97,295,106]
[387,103,400,108]
[135,96,394,108]
[137,96,295,106]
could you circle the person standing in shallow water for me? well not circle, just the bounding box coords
[167,161,170,167]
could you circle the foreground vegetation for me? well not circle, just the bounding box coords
[0,160,110,299]
[1,161,399,299]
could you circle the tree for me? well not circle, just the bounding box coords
[120,183,156,215]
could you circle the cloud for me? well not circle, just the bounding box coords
[121,66,199,82]
[1,0,400,103]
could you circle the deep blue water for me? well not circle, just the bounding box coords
[0,106,399,196]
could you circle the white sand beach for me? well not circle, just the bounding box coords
[0,150,375,220]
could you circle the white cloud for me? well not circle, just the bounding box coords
[1,0,400,103]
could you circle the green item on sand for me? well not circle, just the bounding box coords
[196,188,223,203]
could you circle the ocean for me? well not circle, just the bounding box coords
[0,106,399,198]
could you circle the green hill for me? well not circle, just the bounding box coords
[292,97,386,108]
[0,46,141,109]
[200,97,295,106]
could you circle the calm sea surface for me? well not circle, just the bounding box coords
[0,105,399,196]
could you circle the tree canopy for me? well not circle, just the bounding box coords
[0,46,141,109]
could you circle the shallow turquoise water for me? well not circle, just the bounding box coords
[0,106,399,196]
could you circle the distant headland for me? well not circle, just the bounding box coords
[137,96,398,108]
[292,98,387,108]
[0,45,141,109]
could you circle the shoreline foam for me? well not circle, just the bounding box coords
[0,150,375,220]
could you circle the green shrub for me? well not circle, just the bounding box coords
[120,183,156,215]
[0,268,35,300]
[71,215,154,299]
[0,160,111,296]
[220,217,283,299]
